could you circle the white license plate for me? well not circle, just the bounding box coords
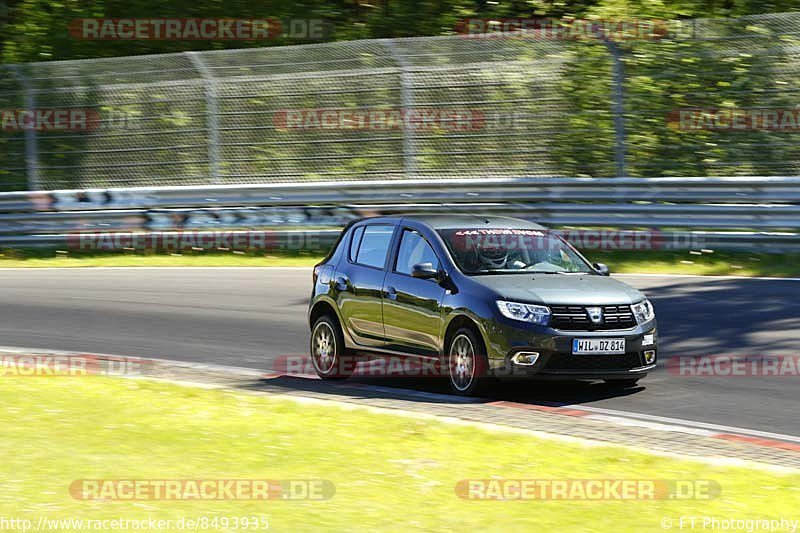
[572,338,626,355]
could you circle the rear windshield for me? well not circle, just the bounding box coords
[437,228,593,275]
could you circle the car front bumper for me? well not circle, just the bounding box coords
[484,317,658,380]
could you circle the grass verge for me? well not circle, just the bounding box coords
[588,250,800,277]
[1,248,799,277]
[0,249,322,268]
[0,377,798,531]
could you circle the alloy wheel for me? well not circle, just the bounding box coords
[449,333,475,392]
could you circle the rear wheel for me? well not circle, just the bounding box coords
[310,315,352,379]
[447,327,490,396]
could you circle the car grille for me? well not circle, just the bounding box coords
[549,305,636,331]
[543,352,644,371]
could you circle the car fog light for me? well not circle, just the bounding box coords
[511,352,540,366]
[644,350,656,365]
[642,333,655,346]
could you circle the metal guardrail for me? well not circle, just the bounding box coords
[0,177,798,252]
[4,176,800,209]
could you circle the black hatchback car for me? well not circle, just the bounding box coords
[308,215,657,395]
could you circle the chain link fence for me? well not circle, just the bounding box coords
[1,12,800,191]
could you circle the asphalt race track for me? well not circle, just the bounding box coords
[1,267,798,436]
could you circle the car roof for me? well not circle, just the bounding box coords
[397,214,546,230]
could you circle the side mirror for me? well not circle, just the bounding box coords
[593,262,610,276]
[411,262,439,280]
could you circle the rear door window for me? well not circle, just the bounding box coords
[354,225,394,269]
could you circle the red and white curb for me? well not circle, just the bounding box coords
[485,400,800,452]
[3,346,800,463]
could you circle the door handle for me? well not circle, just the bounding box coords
[335,276,351,291]
[384,286,398,300]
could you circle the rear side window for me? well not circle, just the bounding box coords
[354,225,394,269]
[349,226,365,262]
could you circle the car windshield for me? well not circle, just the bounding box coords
[437,228,594,275]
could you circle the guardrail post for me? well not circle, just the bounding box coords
[386,40,417,180]
[186,52,221,185]
[10,65,40,191]
[602,39,627,178]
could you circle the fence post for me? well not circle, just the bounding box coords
[386,40,417,180]
[186,52,221,185]
[602,39,627,178]
[10,65,40,191]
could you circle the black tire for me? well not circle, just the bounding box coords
[604,378,640,388]
[446,327,491,396]
[310,315,353,379]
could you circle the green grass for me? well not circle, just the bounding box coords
[0,249,321,268]
[0,377,798,532]
[588,250,800,277]
[1,248,799,277]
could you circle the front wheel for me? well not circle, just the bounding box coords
[446,327,490,396]
[310,315,352,379]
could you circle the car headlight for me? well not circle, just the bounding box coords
[496,301,551,326]
[631,299,655,324]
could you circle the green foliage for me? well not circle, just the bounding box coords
[3,1,800,190]
[3,0,800,63]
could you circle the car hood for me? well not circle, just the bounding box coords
[470,273,644,305]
